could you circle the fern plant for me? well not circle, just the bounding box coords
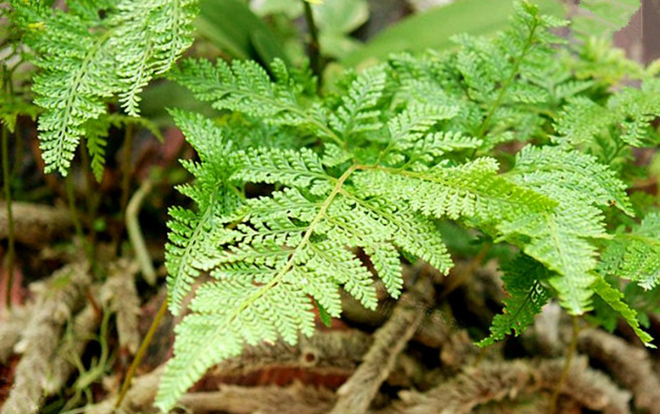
[155,1,660,411]
[9,0,198,176]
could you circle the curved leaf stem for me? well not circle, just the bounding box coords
[302,0,322,87]
[2,124,15,310]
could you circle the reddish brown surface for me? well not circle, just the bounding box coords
[0,355,20,407]
[0,258,26,315]
[199,366,352,391]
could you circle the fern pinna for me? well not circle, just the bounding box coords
[157,1,660,411]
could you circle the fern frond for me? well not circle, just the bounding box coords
[83,113,162,182]
[19,7,116,175]
[322,143,352,167]
[409,132,481,160]
[171,58,341,144]
[601,212,660,290]
[156,280,315,411]
[383,104,469,164]
[353,158,555,222]
[83,118,110,182]
[387,104,458,144]
[108,0,199,115]
[161,133,510,408]
[233,147,333,195]
[155,2,658,408]
[388,206,453,273]
[159,162,365,410]
[501,145,632,314]
[478,254,551,347]
[555,80,660,151]
[456,1,566,144]
[328,66,386,138]
[12,0,198,176]
[164,110,242,315]
[507,145,632,215]
[572,0,640,40]
[592,276,654,347]
[365,242,403,299]
[608,79,660,147]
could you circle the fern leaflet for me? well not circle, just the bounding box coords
[478,254,551,347]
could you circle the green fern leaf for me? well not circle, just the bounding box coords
[555,80,660,151]
[573,0,640,40]
[12,0,198,176]
[328,66,386,138]
[108,0,199,115]
[83,117,110,182]
[164,110,242,315]
[156,279,315,411]
[171,58,342,144]
[353,157,555,222]
[602,212,660,290]
[592,276,654,347]
[21,8,116,175]
[365,242,403,298]
[233,147,333,195]
[501,145,632,314]
[478,254,551,347]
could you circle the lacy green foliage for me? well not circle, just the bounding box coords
[9,0,198,176]
[601,212,660,290]
[571,36,653,85]
[554,79,660,166]
[164,109,242,316]
[478,254,551,347]
[572,0,640,40]
[157,1,659,410]
[386,3,567,149]
[0,91,39,134]
[501,146,631,314]
[84,114,162,181]
[592,276,654,346]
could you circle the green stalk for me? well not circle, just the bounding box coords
[66,175,93,261]
[115,296,168,410]
[112,124,134,253]
[302,0,323,87]
[2,124,15,309]
[120,123,134,221]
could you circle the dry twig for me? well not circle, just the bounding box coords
[578,328,660,414]
[101,259,142,354]
[0,304,32,363]
[330,291,429,414]
[179,382,335,414]
[0,202,73,247]
[392,357,630,414]
[1,261,90,414]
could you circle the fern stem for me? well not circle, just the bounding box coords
[120,124,134,222]
[2,124,15,310]
[66,175,92,261]
[112,124,135,254]
[302,0,322,87]
[115,296,168,410]
[476,17,539,141]
[79,145,99,273]
[548,316,580,414]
